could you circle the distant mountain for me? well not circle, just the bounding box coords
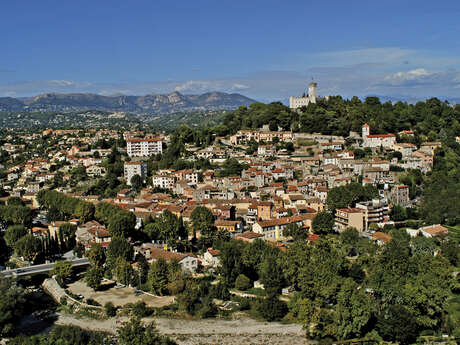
[0,91,256,114]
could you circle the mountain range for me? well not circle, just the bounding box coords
[0,91,256,114]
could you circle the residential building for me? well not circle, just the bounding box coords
[124,161,147,186]
[126,138,162,157]
[334,208,365,232]
[355,199,390,231]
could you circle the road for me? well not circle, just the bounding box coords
[1,258,89,278]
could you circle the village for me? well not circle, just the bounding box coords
[1,121,448,268]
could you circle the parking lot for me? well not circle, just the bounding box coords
[67,280,175,308]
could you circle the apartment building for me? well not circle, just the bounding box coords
[355,199,390,231]
[124,161,147,185]
[334,208,365,232]
[126,138,162,157]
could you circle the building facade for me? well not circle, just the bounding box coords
[124,161,147,186]
[126,138,162,157]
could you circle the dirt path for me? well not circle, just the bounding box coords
[55,313,311,345]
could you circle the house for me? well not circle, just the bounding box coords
[215,219,243,234]
[362,124,396,148]
[134,244,198,272]
[419,224,448,238]
[203,248,221,268]
[152,174,176,190]
[389,185,410,206]
[393,143,417,157]
[252,216,304,241]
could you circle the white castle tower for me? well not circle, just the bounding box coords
[308,82,317,104]
[289,82,318,109]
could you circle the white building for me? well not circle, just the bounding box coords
[124,161,147,186]
[362,124,396,148]
[126,138,162,157]
[289,82,317,109]
[152,174,177,190]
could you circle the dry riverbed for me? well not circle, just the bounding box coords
[56,313,310,345]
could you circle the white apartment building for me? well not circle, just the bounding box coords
[124,161,147,185]
[126,138,162,157]
[152,174,177,190]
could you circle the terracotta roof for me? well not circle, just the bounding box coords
[127,138,161,142]
[235,232,264,240]
[372,232,392,243]
[420,224,448,237]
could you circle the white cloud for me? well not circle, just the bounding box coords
[231,83,249,90]
[384,68,433,82]
[174,80,212,92]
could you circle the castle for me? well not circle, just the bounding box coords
[289,82,317,109]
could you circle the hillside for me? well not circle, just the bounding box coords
[0,91,255,114]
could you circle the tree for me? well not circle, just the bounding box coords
[376,305,419,345]
[85,265,103,291]
[283,223,306,241]
[87,242,106,267]
[75,202,95,223]
[15,234,41,262]
[390,204,407,221]
[312,211,335,235]
[117,318,177,345]
[0,279,26,336]
[259,256,284,296]
[108,213,136,238]
[335,278,374,340]
[148,258,169,295]
[218,241,245,286]
[106,237,133,262]
[0,235,10,266]
[113,257,134,285]
[52,260,73,286]
[190,206,215,244]
[130,174,143,192]
[4,225,27,248]
[258,296,288,321]
[235,274,251,291]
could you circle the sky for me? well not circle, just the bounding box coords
[1,0,460,102]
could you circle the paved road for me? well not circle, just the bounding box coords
[1,258,89,278]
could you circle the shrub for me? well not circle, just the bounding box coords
[210,282,230,300]
[104,302,117,317]
[258,296,288,321]
[235,274,251,291]
[60,296,67,306]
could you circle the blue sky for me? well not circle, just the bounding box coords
[1,0,460,101]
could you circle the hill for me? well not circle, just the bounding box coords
[0,91,255,114]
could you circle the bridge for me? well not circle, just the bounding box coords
[1,258,90,279]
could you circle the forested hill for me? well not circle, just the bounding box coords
[212,96,460,140]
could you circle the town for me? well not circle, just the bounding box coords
[0,87,459,344]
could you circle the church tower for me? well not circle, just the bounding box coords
[362,123,370,139]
